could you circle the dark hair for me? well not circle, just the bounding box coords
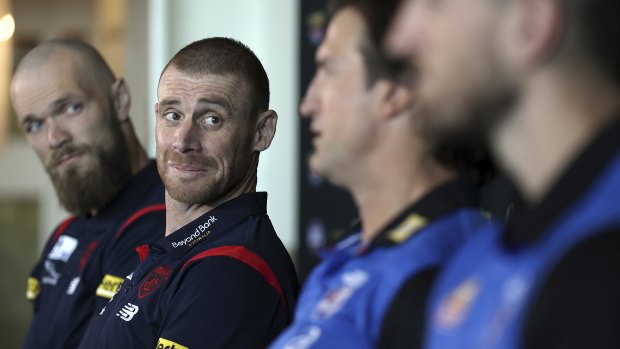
[574,0,620,85]
[328,0,493,181]
[161,37,270,117]
[327,0,410,87]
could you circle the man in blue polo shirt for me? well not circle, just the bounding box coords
[78,37,299,349]
[387,0,620,347]
[269,1,489,348]
[11,40,165,348]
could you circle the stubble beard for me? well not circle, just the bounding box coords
[417,54,519,163]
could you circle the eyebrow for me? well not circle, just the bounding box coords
[20,95,80,124]
[159,96,234,115]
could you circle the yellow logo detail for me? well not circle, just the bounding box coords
[96,274,124,299]
[156,337,188,349]
[26,277,40,301]
[388,214,428,243]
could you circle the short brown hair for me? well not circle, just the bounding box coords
[161,37,270,117]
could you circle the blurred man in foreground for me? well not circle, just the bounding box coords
[387,0,620,347]
[11,39,165,349]
[79,37,299,349]
[270,1,489,348]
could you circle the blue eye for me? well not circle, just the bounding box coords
[24,120,43,134]
[64,103,83,116]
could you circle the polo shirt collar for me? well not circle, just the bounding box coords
[366,178,478,251]
[503,114,620,247]
[158,192,268,258]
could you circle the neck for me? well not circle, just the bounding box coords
[347,125,455,244]
[164,170,258,236]
[492,69,620,204]
[123,119,149,176]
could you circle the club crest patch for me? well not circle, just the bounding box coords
[434,277,480,330]
[138,265,173,299]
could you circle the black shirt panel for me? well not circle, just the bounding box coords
[523,230,620,349]
[378,267,439,349]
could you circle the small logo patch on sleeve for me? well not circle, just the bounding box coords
[156,337,188,349]
[96,274,125,299]
[26,277,40,301]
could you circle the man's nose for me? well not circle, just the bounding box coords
[46,118,71,149]
[173,119,201,153]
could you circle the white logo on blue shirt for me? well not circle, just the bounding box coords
[283,326,321,349]
[312,269,369,320]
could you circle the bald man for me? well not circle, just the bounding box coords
[11,39,165,349]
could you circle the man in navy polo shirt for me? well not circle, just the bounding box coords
[11,40,165,348]
[387,0,620,347]
[79,37,299,349]
[269,1,489,348]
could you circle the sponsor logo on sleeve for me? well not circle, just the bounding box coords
[26,277,40,301]
[116,302,139,321]
[96,274,125,299]
[171,216,217,249]
[138,265,173,299]
[156,338,189,349]
[47,235,78,262]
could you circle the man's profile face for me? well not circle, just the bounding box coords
[11,50,130,214]
[155,66,257,205]
[386,0,516,143]
[300,7,382,186]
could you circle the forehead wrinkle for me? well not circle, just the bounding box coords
[12,66,85,121]
[158,71,246,116]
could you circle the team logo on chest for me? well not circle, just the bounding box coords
[434,277,480,330]
[312,269,369,320]
[138,265,173,299]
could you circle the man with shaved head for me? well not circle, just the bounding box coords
[11,39,165,349]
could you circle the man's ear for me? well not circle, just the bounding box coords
[253,110,278,152]
[377,80,415,120]
[112,79,131,122]
[511,0,564,69]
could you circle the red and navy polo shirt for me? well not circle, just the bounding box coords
[23,160,165,349]
[78,192,300,349]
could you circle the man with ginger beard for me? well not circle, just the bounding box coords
[11,39,165,349]
[386,0,620,348]
[78,37,299,349]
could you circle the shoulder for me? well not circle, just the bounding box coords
[524,229,620,348]
[175,245,286,299]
